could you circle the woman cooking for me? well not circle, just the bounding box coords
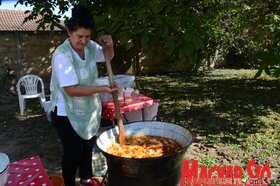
[48,4,117,186]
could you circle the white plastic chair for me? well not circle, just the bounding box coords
[17,74,46,115]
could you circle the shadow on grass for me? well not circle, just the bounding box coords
[0,95,62,175]
[137,72,279,145]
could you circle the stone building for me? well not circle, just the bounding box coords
[0,9,67,90]
[0,9,189,87]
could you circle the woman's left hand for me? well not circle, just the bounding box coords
[99,35,114,60]
[99,35,113,47]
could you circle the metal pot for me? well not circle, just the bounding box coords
[96,121,193,186]
[0,153,9,186]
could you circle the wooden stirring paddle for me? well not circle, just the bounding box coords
[101,42,126,145]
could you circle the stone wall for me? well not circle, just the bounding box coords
[0,31,67,89]
[0,31,190,92]
[139,47,190,75]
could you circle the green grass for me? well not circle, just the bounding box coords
[137,69,279,179]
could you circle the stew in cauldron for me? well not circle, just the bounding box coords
[107,135,183,158]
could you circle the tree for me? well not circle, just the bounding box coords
[16,0,204,74]
[16,0,279,77]
[198,0,280,77]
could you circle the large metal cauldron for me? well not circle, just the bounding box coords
[96,121,193,186]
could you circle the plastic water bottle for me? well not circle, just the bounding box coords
[92,144,107,177]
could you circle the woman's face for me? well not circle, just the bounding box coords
[68,27,92,51]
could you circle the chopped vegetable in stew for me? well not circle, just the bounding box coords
[107,135,182,158]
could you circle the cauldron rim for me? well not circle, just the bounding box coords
[96,121,194,160]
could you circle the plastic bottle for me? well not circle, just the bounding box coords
[92,144,107,177]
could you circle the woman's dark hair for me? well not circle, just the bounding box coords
[66,4,94,31]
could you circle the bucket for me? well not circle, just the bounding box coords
[95,75,135,102]
[96,121,193,186]
[49,175,64,186]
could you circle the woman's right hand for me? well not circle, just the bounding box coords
[102,85,118,94]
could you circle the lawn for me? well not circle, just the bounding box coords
[0,69,279,184]
[137,69,279,182]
